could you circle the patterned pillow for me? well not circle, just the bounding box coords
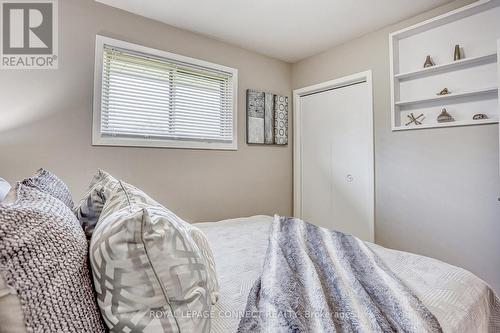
[21,168,74,209]
[188,226,220,304]
[74,170,119,239]
[0,183,106,332]
[77,173,220,304]
[90,181,212,332]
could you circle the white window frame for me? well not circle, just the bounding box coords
[92,35,238,150]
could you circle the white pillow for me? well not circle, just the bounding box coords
[0,178,11,202]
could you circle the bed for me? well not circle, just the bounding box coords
[196,215,500,333]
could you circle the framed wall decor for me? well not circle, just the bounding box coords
[246,89,288,145]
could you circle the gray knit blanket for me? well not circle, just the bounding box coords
[237,216,443,333]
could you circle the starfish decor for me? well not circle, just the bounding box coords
[405,113,425,126]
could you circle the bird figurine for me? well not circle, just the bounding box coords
[437,88,451,96]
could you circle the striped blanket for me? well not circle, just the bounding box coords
[237,216,443,333]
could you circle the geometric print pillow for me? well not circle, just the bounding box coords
[21,168,74,209]
[187,225,220,305]
[89,180,211,332]
[85,176,220,304]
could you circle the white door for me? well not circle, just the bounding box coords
[296,79,374,241]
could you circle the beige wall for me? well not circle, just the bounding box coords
[292,0,500,292]
[0,0,293,222]
[1,0,498,292]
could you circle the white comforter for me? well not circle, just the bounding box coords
[195,216,500,333]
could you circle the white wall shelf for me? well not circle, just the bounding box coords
[395,53,497,80]
[395,86,498,107]
[389,0,500,131]
[394,118,497,131]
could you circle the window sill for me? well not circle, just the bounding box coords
[92,136,238,151]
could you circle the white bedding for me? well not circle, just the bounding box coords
[195,216,499,333]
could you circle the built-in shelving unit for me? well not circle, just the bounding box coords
[389,0,500,131]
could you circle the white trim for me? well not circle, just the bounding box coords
[390,0,500,39]
[293,70,375,242]
[92,35,238,150]
[498,38,500,175]
[389,35,398,131]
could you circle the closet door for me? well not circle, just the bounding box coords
[298,81,374,241]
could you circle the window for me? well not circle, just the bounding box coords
[93,35,238,150]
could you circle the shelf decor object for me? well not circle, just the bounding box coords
[473,113,488,120]
[454,45,462,61]
[406,113,425,126]
[424,55,435,68]
[389,0,500,131]
[437,108,455,123]
[437,88,451,95]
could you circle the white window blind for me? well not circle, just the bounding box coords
[93,36,237,149]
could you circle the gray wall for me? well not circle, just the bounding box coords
[0,0,293,222]
[292,0,500,292]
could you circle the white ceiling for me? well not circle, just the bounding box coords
[96,0,451,63]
